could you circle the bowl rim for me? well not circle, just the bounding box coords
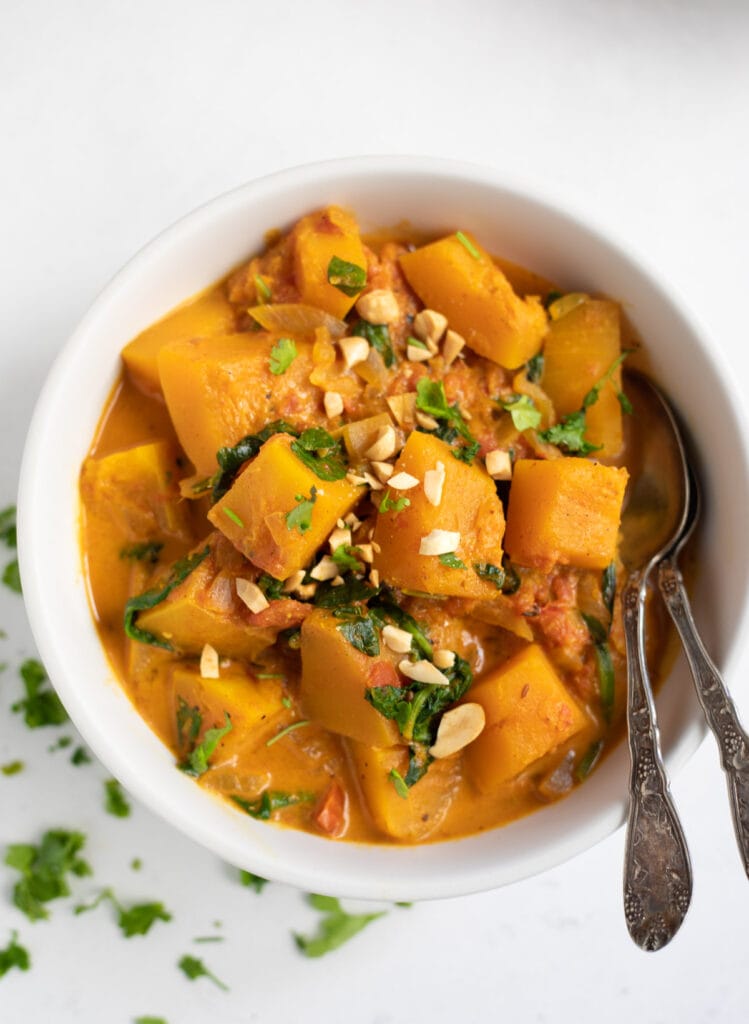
[17,154,749,900]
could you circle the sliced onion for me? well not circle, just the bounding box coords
[248,303,347,338]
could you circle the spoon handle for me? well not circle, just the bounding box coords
[622,573,692,950]
[658,558,749,877]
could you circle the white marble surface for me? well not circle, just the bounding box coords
[2,1,749,1021]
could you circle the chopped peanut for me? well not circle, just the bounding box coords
[382,625,414,653]
[423,461,446,507]
[429,703,485,758]
[339,336,370,369]
[413,309,448,352]
[485,449,512,480]
[387,393,416,427]
[365,425,397,461]
[407,341,432,363]
[399,659,450,686]
[432,649,456,670]
[310,556,340,581]
[419,529,461,556]
[324,391,344,418]
[200,643,220,679]
[388,471,420,490]
[443,329,466,366]
[415,411,439,430]
[356,288,400,324]
[236,578,270,614]
[370,460,394,484]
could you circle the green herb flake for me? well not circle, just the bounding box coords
[239,870,269,893]
[499,394,542,432]
[473,562,505,589]
[525,351,545,383]
[582,614,615,722]
[414,378,479,462]
[290,430,347,481]
[254,273,272,303]
[438,552,466,570]
[351,319,395,367]
[131,858,142,871]
[1,760,24,776]
[104,778,132,818]
[576,740,604,781]
[178,954,229,991]
[265,719,311,748]
[378,491,410,514]
[338,616,380,657]
[134,1018,168,1024]
[2,559,21,594]
[12,659,68,729]
[455,231,480,260]
[294,893,386,958]
[0,506,16,549]
[281,695,292,707]
[602,562,617,619]
[407,336,428,350]
[582,351,631,412]
[331,544,363,572]
[232,790,314,820]
[388,768,409,799]
[75,887,171,937]
[119,541,163,564]
[179,712,232,778]
[285,487,317,534]
[257,573,285,600]
[5,829,91,921]
[222,506,244,529]
[538,410,601,455]
[0,931,30,979]
[124,546,210,649]
[326,256,367,297]
[71,746,92,767]
[47,736,72,753]
[269,337,298,376]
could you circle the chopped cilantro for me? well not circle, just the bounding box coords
[1,760,24,776]
[232,790,314,820]
[134,1018,168,1024]
[5,829,91,921]
[331,543,363,572]
[388,768,409,799]
[254,273,272,303]
[285,487,317,534]
[326,256,367,296]
[290,429,347,481]
[178,954,228,991]
[71,746,92,766]
[257,573,285,600]
[212,420,298,501]
[104,779,131,818]
[47,735,72,753]
[0,931,30,979]
[582,351,632,413]
[179,712,232,777]
[351,319,394,367]
[2,560,21,594]
[294,893,386,958]
[439,552,466,570]
[526,351,544,383]
[538,410,601,455]
[473,562,505,589]
[379,490,410,514]
[222,506,244,528]
[265,720,311,747]
[313,576,378,608]
[455,231,480,260]
[75,888,172,937]
[131,858,142,871]
[0,506,16,548]
[269,337,298,376]
[499,394,542,432]
[119,541,163,564]
[414,378,479,462]
[239,870,269,892]
[124,547,210,649]
[338,616,380,656]
[12,659,68,728]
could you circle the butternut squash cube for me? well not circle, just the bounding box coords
[399,232,548,369]
[208,434,362,579]
[347,741,460,841]
[292,206,368,319]
[137,534,278,660]
[158,333,316,476]
[372,432,505,598]
[122,287,235,395]
[504,458,628,570]
[300,608,403,748]
[542,299,623,458]
[465,644,588,790]
[170,663,286,768]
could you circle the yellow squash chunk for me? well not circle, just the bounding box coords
[300,608,402,748]
[292,206,368,319]
[399,232,548,369]
[542,299,623,458]
[347,741,460,841]
[122,287,235,395]
[208,434,362,578]
[158,333,316,476]
[465,644,588,790]
[170,663,286,768]
[504,458,628,571]
[137,536,278,660]
[372,432,505,599]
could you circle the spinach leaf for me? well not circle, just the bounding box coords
[257,573,285,600]
[372,593,433,658]
[124,546,210,649]
[327,256,367,296]
[293,893,385,958]
[119,541,163,564]
[290,429,347,481]
[212,420,298,501]
[338,616,380,657]
[313,576,378,608]
[351,319,395,367]
[179,713,232,778]
[473,562,505,589]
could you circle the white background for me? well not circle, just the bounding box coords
[2,1,749,1021]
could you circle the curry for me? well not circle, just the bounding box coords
[80,206,668,844]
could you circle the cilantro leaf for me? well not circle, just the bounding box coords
[232,790,314,820]
[379,491,410,513]
[439,552,466,570]
[257,573,285,600]
[331,544,363,572]
[239,870,268,893]
[1,760,24,776]
[74,888,171,937]
[5,830,91,921]
[2,559,21,594]
[0,931,30,978]
[12,659,68,729]
[498,394,542,432]
[0,506,17,549]
[338,616,380,657]
[414,378,479,462]
[71,746,92,766]
[538,411,601,455]
[269,337,298,375]
[212,420,299,501]
[326,256,367,296]
[104,779,131,818]
[124,547,210,649]
[285,487,317,534]
[178,954,228,991]
[293,894,385,958]
[582,351,631,411]
[351,319,395,367]
[290,430,347,481]
[179,713,232,777]
[176,698,202,751]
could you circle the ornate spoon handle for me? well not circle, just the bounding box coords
[622,573,692,950]
[659,559,749,877]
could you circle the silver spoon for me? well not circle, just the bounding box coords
[658,458,749,877]
[619,372,693,951]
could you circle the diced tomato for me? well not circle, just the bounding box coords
[313,781,348,837]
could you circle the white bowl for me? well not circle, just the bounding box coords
[18,157,749,900]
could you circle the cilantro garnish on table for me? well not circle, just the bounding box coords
[293,893,386,958]
[5,829,91,921]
